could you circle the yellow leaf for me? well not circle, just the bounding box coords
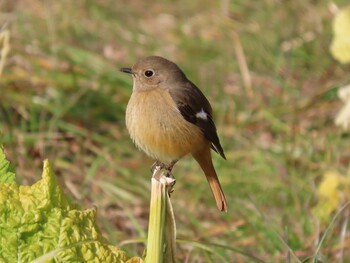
[313,171,350,223]
[330,6,350,64]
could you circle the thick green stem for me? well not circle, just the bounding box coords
[145,167,176,263]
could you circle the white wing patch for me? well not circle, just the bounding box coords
[196,108,208,120]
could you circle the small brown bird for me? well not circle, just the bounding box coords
[121,56,227,212]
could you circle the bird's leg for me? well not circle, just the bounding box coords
[151,159,178,179]
[150,160,177,194]
[151,160,163,173]
[163,159,178,181]
[151,159,178,173]
[165,159,178,172]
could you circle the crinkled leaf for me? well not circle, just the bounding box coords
[0,147,142,262]
[0,146,16,183]
[330,6,350,64]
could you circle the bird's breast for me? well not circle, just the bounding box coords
[126,88,205,162]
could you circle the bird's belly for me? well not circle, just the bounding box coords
[126,89,205,162]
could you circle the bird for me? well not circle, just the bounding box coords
[121,56,227,212]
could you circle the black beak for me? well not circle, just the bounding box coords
[120,68,133,74]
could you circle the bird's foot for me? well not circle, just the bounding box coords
[151,160,178,173]
[151,161,163,173]
[150,161,177,195]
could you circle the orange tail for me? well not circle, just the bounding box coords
[192,146,228,212]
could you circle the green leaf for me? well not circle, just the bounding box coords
[0,147,141,262]
[0,146,16,183]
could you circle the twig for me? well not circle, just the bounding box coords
[231,31,253,99]
[0,22,10,78]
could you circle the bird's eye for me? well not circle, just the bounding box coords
[144,70,154,78]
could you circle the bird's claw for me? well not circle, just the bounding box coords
[151,160,178,173]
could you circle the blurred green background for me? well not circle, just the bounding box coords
[1,0,350,262]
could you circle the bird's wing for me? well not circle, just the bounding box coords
[168,81,226,160]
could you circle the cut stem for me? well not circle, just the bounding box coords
[145,167,176,263]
